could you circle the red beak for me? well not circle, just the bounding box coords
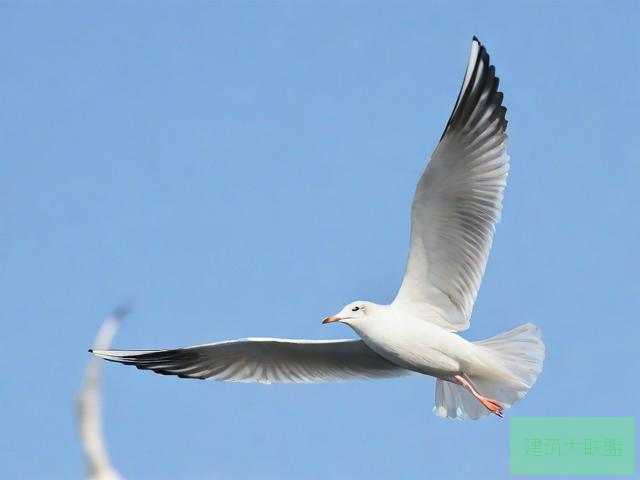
[322,316,341,324]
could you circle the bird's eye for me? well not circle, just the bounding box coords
[351,306,360,312]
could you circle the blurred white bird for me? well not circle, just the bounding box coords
[92,37,544,420]
[78,308,127,480]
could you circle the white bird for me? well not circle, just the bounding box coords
[92,37,544,420]
[78,308,127,480]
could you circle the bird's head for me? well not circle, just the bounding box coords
[322,301,382,328]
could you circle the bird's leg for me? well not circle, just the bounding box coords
[453,374,504,418]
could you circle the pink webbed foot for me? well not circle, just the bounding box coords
[478,396,504,417]
[453,374,505,418]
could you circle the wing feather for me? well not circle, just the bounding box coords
[77,308,128,480]
[394,37,509,331]
[92,338,410,384]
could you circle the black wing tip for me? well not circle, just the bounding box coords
[135,364,204,380]
[112,304,131,320]
[440,36,508,140]
[88,348,94,353]
[472,36,486,58]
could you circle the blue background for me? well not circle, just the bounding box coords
[1,1,638,478]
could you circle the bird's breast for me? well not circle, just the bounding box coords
[353,316,464,377]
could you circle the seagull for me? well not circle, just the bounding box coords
[92,37,544,420]
[78,308,128,480]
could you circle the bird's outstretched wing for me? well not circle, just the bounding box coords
[92,338,410,383]
[393,37,509,332]
[77,308,128,480]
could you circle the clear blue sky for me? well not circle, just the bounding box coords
[1,1,638,479]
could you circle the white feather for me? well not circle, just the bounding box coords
[93,338,409,384]
[394,37,509,332]
[77,310,127,480]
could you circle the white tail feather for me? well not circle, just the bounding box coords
[434,323,545,420]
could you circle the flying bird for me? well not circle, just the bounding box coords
[92,38,544,420]
[78,308,128,480]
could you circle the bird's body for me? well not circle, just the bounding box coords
[92,37,545,420]
[346,303,470,378]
